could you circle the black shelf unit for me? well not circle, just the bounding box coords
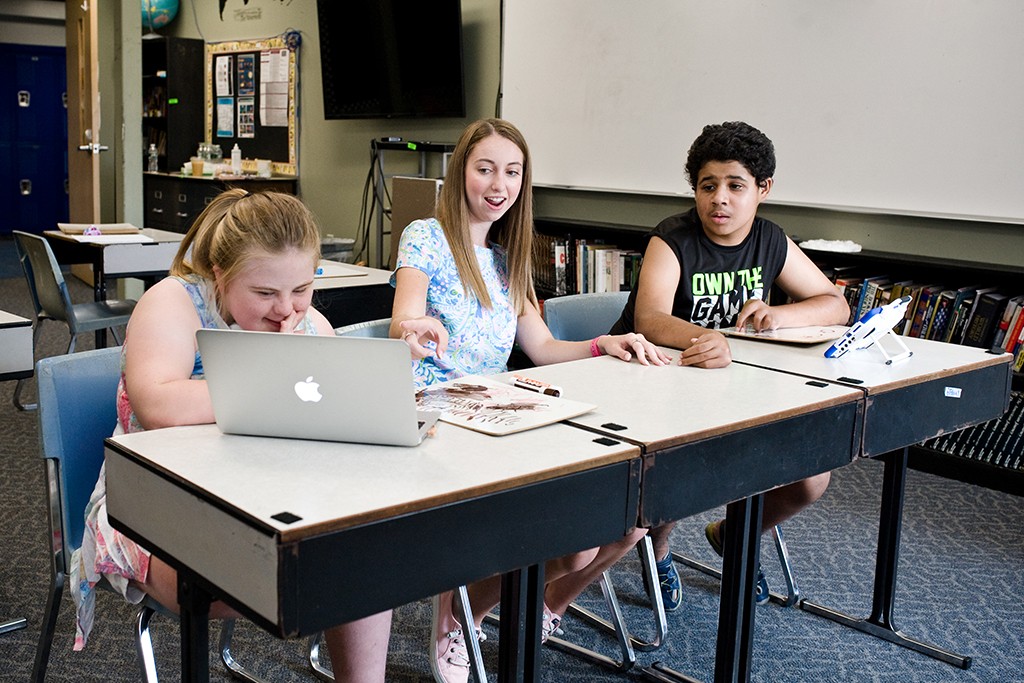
[142,37,204,173]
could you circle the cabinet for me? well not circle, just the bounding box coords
[143,173,298,233]
[533,216,1024,495]
[142,37,204,173]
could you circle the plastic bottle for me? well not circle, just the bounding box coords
[231,144,242,175]
[147,143,159,172]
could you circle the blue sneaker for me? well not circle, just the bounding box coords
[654,554,683,612]
[705,520,771,606]
[754,566,770,606]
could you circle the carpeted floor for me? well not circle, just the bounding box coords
[1,238,1023,681]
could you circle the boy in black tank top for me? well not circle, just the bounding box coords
[611,122,849,609]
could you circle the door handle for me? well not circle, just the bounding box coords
[77,143,110,154]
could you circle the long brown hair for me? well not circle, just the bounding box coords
[434,118,538,315]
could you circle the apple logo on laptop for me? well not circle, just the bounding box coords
[294,376,323,403]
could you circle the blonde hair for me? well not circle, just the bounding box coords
[171,189,321,315]
[435,118,538,315]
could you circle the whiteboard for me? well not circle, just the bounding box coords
[500,1,1024,224]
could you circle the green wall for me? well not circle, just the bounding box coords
[163,0,1019,268]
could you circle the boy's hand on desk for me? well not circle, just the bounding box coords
[678,330,731,368]
[399,317,448,359]
[735,299,778,332]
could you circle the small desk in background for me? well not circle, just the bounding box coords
[727,334,1012,669]
[0,310,30,633]
[0,311,33,382]
[42,228,184,303]
[313,261,394,329]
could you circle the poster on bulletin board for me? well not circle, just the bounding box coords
[206,32,298,175]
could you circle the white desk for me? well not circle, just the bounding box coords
[313,261,394,329]
[503,356,864,683]
[43,228,184,302]
[105,421,641,682]
[726,334,1012,669]
[0,310,30,633]
[0,311,33,381]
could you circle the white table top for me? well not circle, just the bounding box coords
[498,353,863,451]
[313,260,391,291]
[727,334,1011,394]
[106,420,638,544]
[0,310,30,328]
[44,227,185,244]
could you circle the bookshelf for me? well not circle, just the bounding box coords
[532,218,1024,495]
[142,37,204,174]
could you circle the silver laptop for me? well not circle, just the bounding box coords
[196,328,439,446]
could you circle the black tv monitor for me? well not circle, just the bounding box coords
[316,0,466,119]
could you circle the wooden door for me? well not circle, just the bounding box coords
[65,0,103,224]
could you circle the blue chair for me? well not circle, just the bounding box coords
[12,230,136,411]
[542,291,630,342]
[334,317,392,337]
[33,348,265,682]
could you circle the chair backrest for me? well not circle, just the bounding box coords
[543,291,630,341]
[13,231,74,328]
[335,317,392,338]
[36,347,123,558]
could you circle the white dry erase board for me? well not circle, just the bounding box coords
[500,1,1024,224]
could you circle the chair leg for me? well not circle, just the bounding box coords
[562,535,668,654]
[548,569,637,671]
[135,603,160,683]
[453,585,488,683]
[0,617,27,635]
[218,618,267,682]
[771,525,801,607]
[13,377,37,411]
[308,631,335,681]
[30,569,64,683]
[13,320,44,411]
[672,524,799,607]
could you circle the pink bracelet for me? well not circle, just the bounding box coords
[590,335,605,357]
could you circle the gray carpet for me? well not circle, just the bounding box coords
[1,237,1022,681]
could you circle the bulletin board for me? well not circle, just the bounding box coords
[205,33,298,175]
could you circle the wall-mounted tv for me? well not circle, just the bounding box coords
[316,0,466,119]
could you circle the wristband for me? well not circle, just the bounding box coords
[590,335,606,357]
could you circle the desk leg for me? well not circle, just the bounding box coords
[0,617,27,635]
[640,495,763,683]
[800,448,971,669]
[497,565,544,683]
[178,572,212,683]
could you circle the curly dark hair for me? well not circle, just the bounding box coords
[684,121,776,190]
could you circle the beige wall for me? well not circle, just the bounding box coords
[14,0,1015,268]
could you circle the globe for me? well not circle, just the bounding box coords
[142,0,179,31]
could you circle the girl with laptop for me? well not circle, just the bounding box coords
[70,189,392,681]
[390,118,671,683]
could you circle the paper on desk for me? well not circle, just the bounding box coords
[719,325,847,345]
[315,260,368,278]
[71,234,155,244]
[416,375,595,436]
[58,222,141,234]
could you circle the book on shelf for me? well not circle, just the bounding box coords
[907,285,943,338]
[962,290,1010,348]
[925,289,956,340]
[993,294,1023,349]
[944,292,975,343]
[855,276,890,322]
